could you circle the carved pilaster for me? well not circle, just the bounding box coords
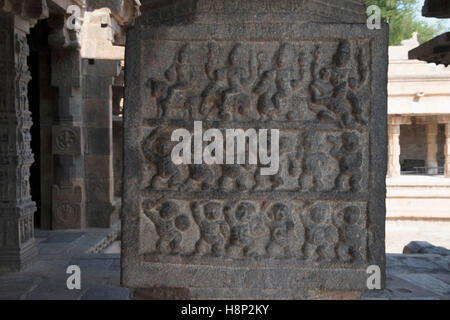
[0,12,37,271]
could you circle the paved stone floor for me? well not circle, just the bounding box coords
[0,228,448,300]
[0,228,128,300]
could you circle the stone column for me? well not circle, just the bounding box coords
[0,0,49,271]
[83,59,121,227]
[425,122,439,175]
[49,14,87,229]
[387,116,411,178]
[438,116,450,177]
[445,124,450,177]
[122,0,388,299]
[387,122,401,178]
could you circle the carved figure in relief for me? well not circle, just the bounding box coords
[253,43,303,120]
[302,203,339,261]
[219,164,254,192]
[184,164,216,191]
[264,203,296,258]
[334,205,364,262]
[142,129,186,190]
[148,44,197,118]
[347,47,369,125]
[220,44,255,120]
[298,131,328,192]
[310,40,368,127]
[224,202,263,258]
[144,200,191,255]
[200,42,229,118]
[254,135,301,190]
[329,132,362,192]
[191,201,230,257]
[21,166,30,199]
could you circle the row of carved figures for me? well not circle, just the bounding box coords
[142,129,364,193]
[143,200,366,263]
[146,40,369,125]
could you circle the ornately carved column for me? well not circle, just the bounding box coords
[0,13,37,271]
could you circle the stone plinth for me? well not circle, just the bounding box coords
[122,0,388,299]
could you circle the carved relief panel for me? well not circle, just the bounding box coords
[143,40,371,126]
[123,18,387,297]
[140,198,367,265]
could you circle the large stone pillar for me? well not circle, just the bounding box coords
[0,0,49,271]
[122,0,388,299]
[49,13,87,229]
[83,59,120,227]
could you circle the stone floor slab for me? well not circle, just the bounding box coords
[1,227,449,300]
[80,287,131,300]
[41,232,86,244]
[396,273,450,297]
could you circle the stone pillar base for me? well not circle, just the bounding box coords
[132,288,362,300]
[0,241,37,273]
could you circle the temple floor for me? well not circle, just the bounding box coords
[0,224,448,300]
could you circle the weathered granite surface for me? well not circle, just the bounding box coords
[122,0,388,299]
[404,241,450,257]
